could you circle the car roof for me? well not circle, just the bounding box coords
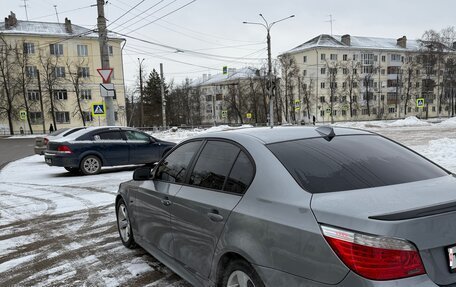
[191,126,374,144]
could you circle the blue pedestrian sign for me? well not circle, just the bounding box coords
[91,102,106,117]
[416,98,425,108]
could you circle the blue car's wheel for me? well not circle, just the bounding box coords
[80,155,102,175]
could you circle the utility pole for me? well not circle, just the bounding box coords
[96,0,115,126]
[160,63,167,128]
[138,58,144,127]
[243,14,295,128]
[37,71,46,134]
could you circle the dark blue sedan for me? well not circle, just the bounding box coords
[44,126,176,175]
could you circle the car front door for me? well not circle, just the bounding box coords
[124,130,160,164]
[133,140,202,255]
[92,129,129,165]
[170,140,255,279]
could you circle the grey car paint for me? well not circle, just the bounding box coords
[117,126,455,287]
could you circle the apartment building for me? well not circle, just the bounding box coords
[193,67,265,125]
[282,34,456,123]
[0,12,126,134]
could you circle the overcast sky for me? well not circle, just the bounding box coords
[2,0,455,87]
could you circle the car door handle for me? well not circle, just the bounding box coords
[161,196,172,207]
[207,210,224,222]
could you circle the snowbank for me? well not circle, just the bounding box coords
[438,117,456,127]
[150,125,254,143]
[415,138,456,172]
[387,116,431,127]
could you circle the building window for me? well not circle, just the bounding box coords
[206,95,212,101]
[333,110,337,116]
[319,96,325,103]
[362,109,369,115]
[26,66,38,78]
[80,89,92,100]
[321,54,326,60]
[381,55,386,62]
[381,69,386,75]
[381,95,385,101]
[303,56,307,63]
[387,66,400,74]
[114,111,118,121]
[353,82,358,88]
[416,82,420,88]
[353,54,358,61]
[387,80,399,87]
[391,54,401,62]
[109,45,114,56]
[330,82,338,89]
[30,112,42,124]
[352,109,357,116]
[388,107,396,114]
[361,53,374,66]
[216,94,223,101]
[82,111,93,122]
[408,107,412,113]
[50,44,64,55]
[432,106,436,112]
[353,68,357,74]
[321,68,326,75]
[303,70,307,76]
[320,110,325,117]
[54,90,68,100]
[330,54,337,61]
[54,66,65,78]
[342,82,347,89]
[374,55,378,62]
[23,42,35,54]
[320,82,325,89]
[342,110,346,116]
[77,44,88,56]
[342,68,348,75]
[78,67,90,78]
[353,96,357,102]
[372,108,377,114]
[55,111,70,123]
[343,54,348,61]
[329,68,337,75]
[362,66,373,74]
[27,90,40,101]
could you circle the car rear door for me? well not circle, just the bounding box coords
[124,130,161,164]
[133,140,203,255]
[170,140,255,279]
[92,129,129,165]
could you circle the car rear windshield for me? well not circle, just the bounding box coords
[267,135,449,194]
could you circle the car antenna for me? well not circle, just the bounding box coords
[316,126,336,141]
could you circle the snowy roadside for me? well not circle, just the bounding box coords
[0,120,455,286]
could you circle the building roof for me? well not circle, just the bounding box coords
[286,34,422,54]
[0,20,122,40]
[192,67,263,87]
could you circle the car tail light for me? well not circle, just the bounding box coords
[321,225,425,280]
[57,145,72,154]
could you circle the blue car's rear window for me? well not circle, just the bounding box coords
[267,135,449,193]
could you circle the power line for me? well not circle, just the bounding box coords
[107,0,147,28]
[29,5,94,21]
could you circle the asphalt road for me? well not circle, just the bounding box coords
[0,137,36,170]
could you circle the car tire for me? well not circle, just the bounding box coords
[220,259,264,287]
[64,167,80,174]
[116,199,136,249]
[80,155,102,175]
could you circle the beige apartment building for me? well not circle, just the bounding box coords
[0,12,126,134]
[282,34,456,123]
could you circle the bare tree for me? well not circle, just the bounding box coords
[341,60,361,118]
[0,36,18,135]
[279,54,299,123]
[66,58,88,126]
[38,50,62,129]
[326,63,339,123]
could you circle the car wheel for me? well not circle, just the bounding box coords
[64,167,80,174]
[220,260,264,287]
[116,199,136,249]
[80,155,102,175]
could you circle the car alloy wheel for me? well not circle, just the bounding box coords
[80,155,101,175]
[116,199,136,248]
[227,271,256,287]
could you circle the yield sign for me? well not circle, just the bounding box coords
[97,68,113,83]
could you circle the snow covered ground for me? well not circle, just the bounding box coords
[0,118,455,286]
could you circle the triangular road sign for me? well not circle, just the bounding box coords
[97,68,113,83]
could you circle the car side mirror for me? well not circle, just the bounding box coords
[133,166,153,181]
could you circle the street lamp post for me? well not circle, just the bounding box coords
[243,14,295,127]
[138,58,145,127]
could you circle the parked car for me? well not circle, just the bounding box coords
[34,127,85,155]
[44,126,175,175]
[116,126,456,287]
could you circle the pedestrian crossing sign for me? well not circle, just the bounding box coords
[416,98,425,108]
[92,102,106,117]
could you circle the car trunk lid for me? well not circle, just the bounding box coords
[311,175,456,286]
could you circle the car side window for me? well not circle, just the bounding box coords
[223,151,254,194]
[125,130,150,142]
[93,131,123,141]
[189,141,240,191]
[155,141,201,183]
